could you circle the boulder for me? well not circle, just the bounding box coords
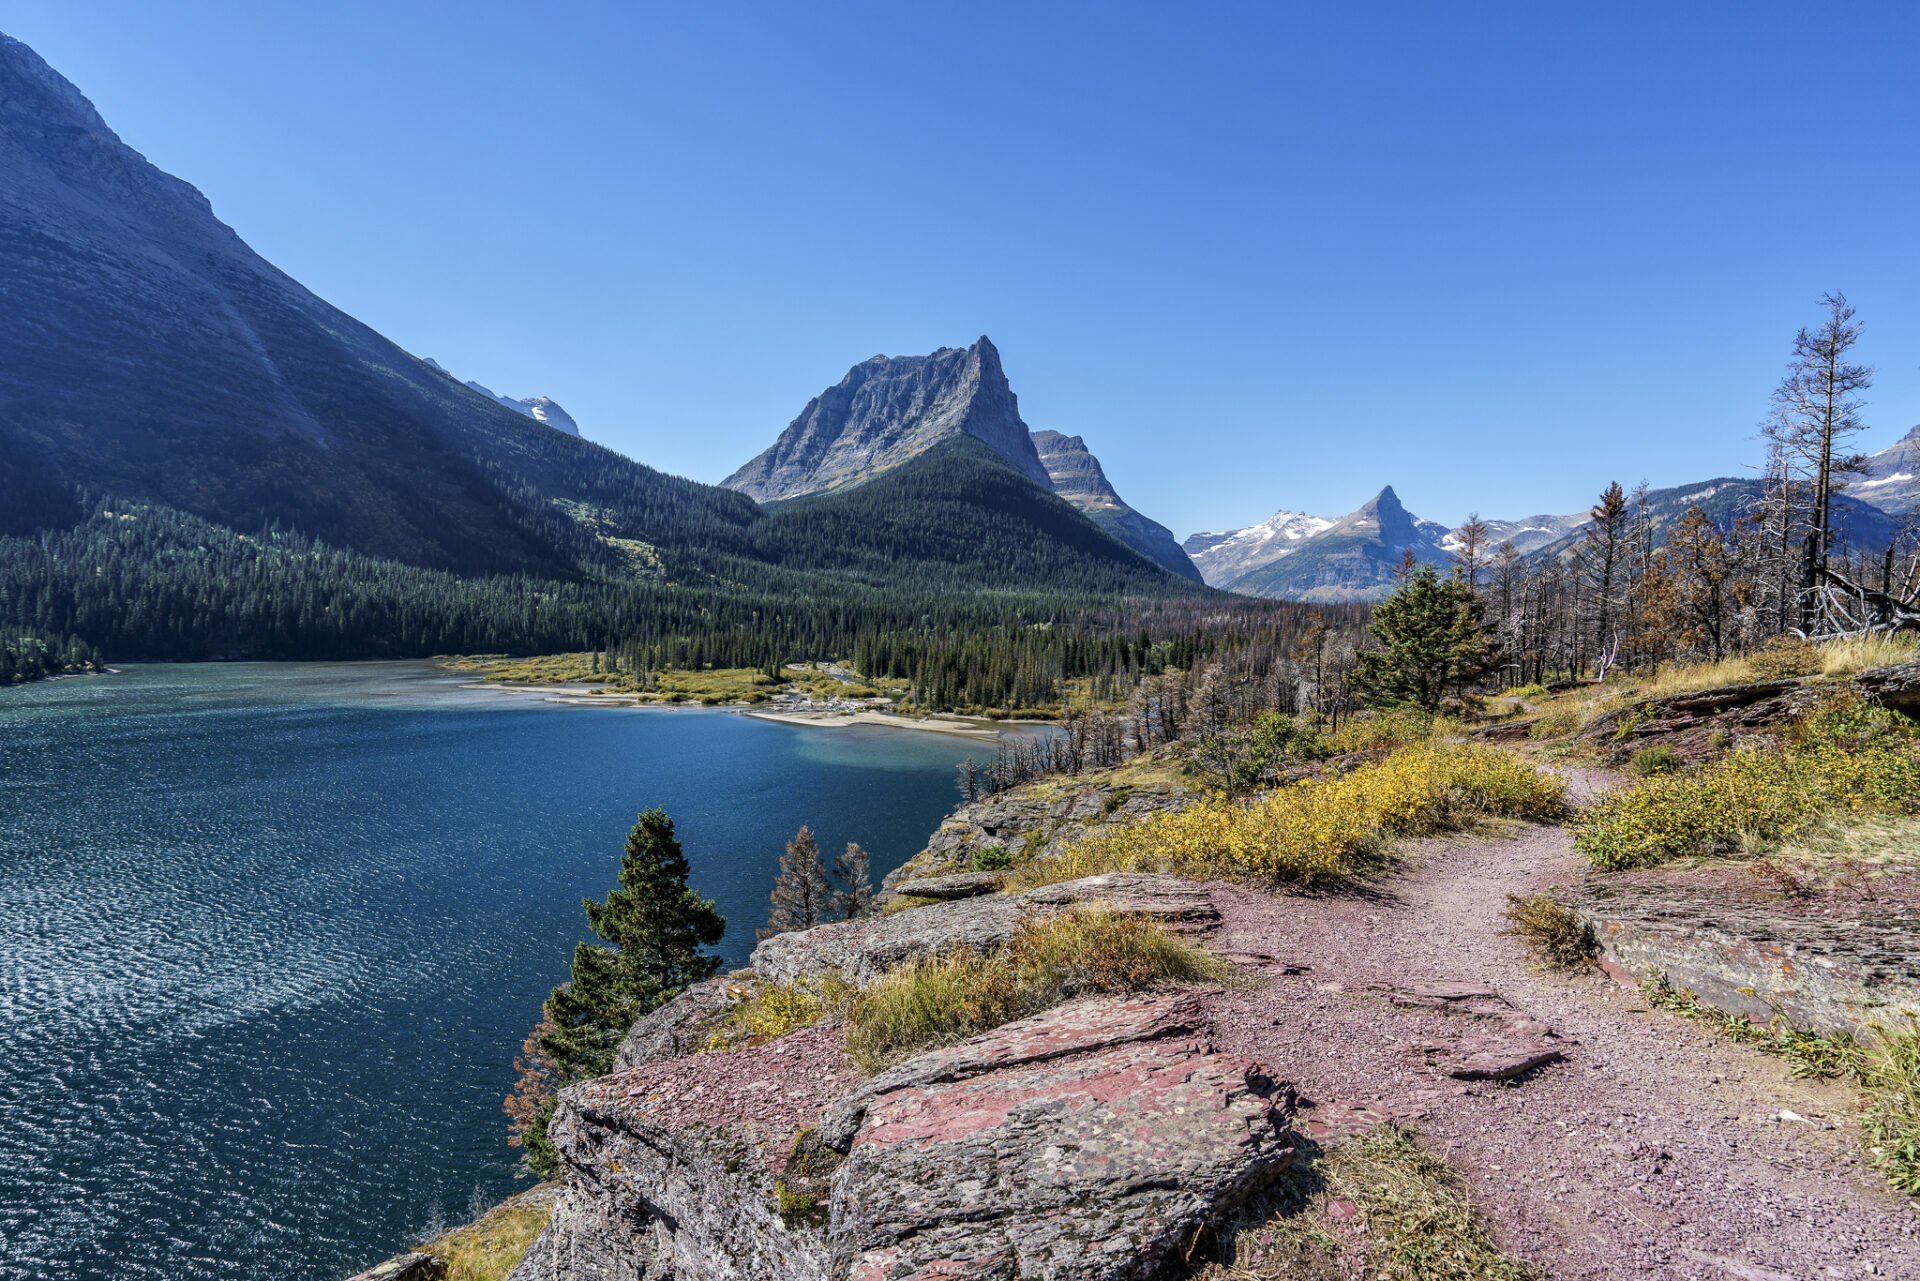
[889,871,1004,900]
[1372,981,1567,1081]
[749,874,1220,989]
[518,993,1295,1281]
[612,977,743,1072]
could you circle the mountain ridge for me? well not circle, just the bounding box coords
[1029,430,1201,582]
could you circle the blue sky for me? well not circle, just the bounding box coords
[10,2,1919,536]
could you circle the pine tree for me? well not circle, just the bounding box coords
[1349,564,1496,710]
[833,842,875,920]
[762,825,833,938]
[538,808,725,1082]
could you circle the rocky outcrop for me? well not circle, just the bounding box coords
[1573,876,1920,1036]
[722,338,1053,502]
[1029,431,1202,582]
[1373,981,1566,1080]
[888,871,1004,900]
[349,1253,446,1281]
[748,873,1220,990]
[887,774,1195,891]
[517,990,1297,1281]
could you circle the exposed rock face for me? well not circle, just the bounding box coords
[1030,431,1201,582]
[1857,423,1920,515]
[520,989,1297,1281]
[1373,981,1565,1080]
[722,338,1052,501]
[887,871,1004,900]
[748,874,1221,990]
[1222,486,1452,602]
[348,1253,447,1281]
[886,774,1195,890]
[1574,877,1920,1036]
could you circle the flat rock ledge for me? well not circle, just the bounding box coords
[1574,880,1920,1035]
[889,870,1004,900]
[513,991,1297,1281]
[749,873,1221,990]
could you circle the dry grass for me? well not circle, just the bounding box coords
[1500,894,1595,969]
[1820,633,1919,677]
[1765,813,1920,871]
[1008,745,1566,891]
[1198,1126,1539,1281]
[841,905,1231,1073]
[423,1190,554,1281]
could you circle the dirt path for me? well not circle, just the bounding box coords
[1201,767,1916,1280]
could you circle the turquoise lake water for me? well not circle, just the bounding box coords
[0,663,993,1280]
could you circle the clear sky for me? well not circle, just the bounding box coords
[9,2,1919,537]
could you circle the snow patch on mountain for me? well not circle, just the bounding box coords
[422,358,582,437]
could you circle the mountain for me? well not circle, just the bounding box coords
[1449,512,1587,556]
[721,337,1053,501]
[0,31,750,573]
[1223,486,1452,602]
[1029,430,1201,582]
[1856,424,1920,515]
[1527,476,1905,564]
[422,358,583,437]
[1183,510,1335,588]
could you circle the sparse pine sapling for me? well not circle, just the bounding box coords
[762,825,834,938]
[834,842,875,919]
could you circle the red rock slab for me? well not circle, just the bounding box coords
[829,994,1295,1281]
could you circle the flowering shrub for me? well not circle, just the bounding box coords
[1575,697,1920,869]
[1014,745,1566,888]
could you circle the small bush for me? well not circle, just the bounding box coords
[1747,636,1823,680]
[1628,744,1682,777]
[1527,710,1581,741]
[972,845,1012,871]
[1575,717,1920,869]
[1507,683,1548,699]
[842,905,1230,1072]
[1013,745,1566,889]
[1500,894,1595,968]
[1330,707,1435,753]
[1862,1017,1920,1195]
[703,974,849,1051]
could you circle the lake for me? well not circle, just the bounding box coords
[0,663,995,1281]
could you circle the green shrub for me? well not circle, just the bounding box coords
[1575,698,1920,868]
[1628,744,1683,777]
[1330,707,1435,753]
[1527,709,1581,740]
[1507,683,1548,699]
[842,905,1230,1072]
[972,845,1012,871]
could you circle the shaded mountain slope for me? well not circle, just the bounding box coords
[0,32,754,572]
[1528,476,1904,563]
[1029,430,1201,582]
[746,436,1202,595]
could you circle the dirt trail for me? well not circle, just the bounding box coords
[1201,767,1917,1280]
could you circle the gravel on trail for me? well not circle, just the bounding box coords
[1199,767,1917,1281]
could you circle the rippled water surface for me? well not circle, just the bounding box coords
[0,663,990,1280]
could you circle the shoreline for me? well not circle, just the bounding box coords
[459,680,1012,739]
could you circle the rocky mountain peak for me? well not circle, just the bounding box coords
[1028,429,1201,582]
[721,336,1051,502]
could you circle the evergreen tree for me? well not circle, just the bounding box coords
[1349,564,1495,710]
[762,825,833,938]
[833,842,875,920]
[538,809,725,1082]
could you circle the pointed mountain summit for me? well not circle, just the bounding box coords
[1224,485,1451,601]
[722,337,1052,501]
[1029,431,1201,582]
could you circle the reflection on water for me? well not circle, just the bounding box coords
[0,663,986,1280]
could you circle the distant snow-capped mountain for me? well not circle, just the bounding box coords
[423,358,582,437]
[1182,510,1335,587]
